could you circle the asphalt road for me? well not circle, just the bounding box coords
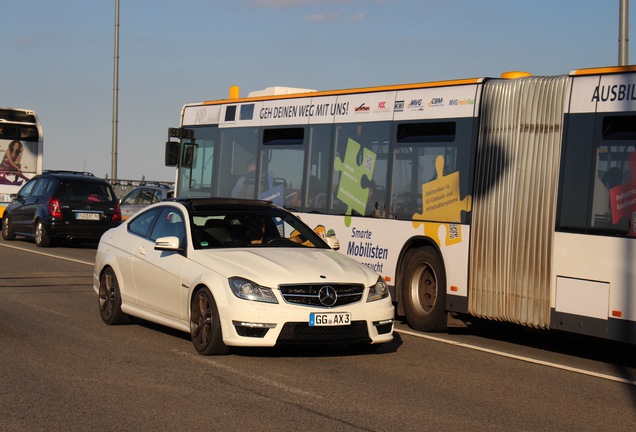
[1,236,635,431]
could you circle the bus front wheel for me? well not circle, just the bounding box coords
[402,246,447,332]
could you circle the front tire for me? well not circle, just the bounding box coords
[190,288,228,355]
[98,267,130,325]
[34,220,51,247]
[2,215,15,240]
[402,246,447,332]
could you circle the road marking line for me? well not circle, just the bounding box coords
[395,328,636,386]
[0,242,94,266]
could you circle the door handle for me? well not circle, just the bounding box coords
[137,246,146,256]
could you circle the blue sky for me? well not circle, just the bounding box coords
[1,0,632,181]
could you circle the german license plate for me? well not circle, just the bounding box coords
[75,212,100,220]
[309,312,351,326]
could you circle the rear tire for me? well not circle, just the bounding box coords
[190,288,228,356]
[2,215,15,240]
[402,246,447,332]
[34,220,51,247]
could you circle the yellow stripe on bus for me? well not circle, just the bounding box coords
[198,77,484,106]
[570,65,636,76]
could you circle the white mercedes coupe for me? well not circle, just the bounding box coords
[93,198,394,355]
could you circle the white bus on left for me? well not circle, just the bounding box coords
[0,106,43,217]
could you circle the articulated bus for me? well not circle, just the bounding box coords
[165,65,636,344]
[0,107,43,217]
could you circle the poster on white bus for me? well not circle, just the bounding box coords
[0,139,37,187]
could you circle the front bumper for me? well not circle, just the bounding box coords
[218,296,395,347]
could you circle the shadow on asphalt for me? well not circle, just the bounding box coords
[443,318,636,369]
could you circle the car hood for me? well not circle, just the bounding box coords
[191,248,377,287]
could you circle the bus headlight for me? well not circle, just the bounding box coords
[229,277,278,304]
[367,276,389,302]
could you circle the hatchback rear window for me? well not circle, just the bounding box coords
[57,182,115,202]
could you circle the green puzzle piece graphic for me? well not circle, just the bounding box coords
[333,138,376,227]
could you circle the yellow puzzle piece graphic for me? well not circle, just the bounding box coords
[413,155,472,247]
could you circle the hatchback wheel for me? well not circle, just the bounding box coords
[34,220,51,247]
[190,288,228,355]
[2,215,15,241]
[98,267,130,325]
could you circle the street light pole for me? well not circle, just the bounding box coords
[619,0,629,65]
[111,0,120,180]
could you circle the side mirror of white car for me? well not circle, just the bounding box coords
[325,236,340,250]
[155,236,182,251]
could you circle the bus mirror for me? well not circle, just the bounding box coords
[168,127,194,139]
[165,141,179,167]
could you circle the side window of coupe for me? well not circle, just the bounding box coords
[150,208,186,247]
[128,208,161,238]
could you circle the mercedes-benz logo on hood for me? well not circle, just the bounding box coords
[318,286,337,307]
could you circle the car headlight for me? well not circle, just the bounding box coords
[229,277,278,304]
[367,276,389,302]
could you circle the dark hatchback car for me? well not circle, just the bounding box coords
[1,170,121,247]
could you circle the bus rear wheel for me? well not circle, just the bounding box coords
[402,246,447,332]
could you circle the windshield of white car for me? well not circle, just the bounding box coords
[190,210,330,250]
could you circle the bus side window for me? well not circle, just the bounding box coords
[591,154,631,233]
[304,175,322,208]
[588,114,636,234]
[304,125,333,213]
[330,122,390,217]
[260,128,306,207]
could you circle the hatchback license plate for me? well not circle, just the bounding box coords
[76,213,100,220]
[309,312,351,326]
